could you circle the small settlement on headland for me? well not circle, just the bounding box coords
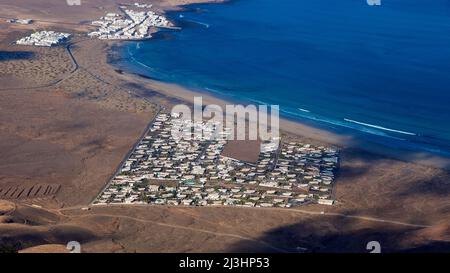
[87,3,172,40]
[94,113,340,208]
[7,2,340,209]
[12,2,172,47]
[15,31,71,47]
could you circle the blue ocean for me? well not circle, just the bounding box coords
[116,0,450,157]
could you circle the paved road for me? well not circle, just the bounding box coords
[1,35,164,205]
[0,38,83,91]
[73,212,288,252]
[57,203,433,229]
[284,208,432,228]
[18,202,436,253]
[89,108,162,205]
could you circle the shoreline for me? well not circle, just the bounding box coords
[4,0,437,170]
[108,61,450,170]
[101,0,450,171]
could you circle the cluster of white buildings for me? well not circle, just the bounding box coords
[94,113,340,208]
[88,6,171,40]
[6,18,33,25]
[133,2,153,8]
[277,142,338,205]
[16,31,71,47]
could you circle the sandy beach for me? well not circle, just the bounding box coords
[109,66,450,170]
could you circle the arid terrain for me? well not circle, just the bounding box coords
[0,0,449,253]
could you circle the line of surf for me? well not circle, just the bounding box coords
[282,108,407,141]
[181,17,210,28]
[127,46,157,72]
[344,118,417,136]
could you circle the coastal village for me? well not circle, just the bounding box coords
[87,3,172,40]
[12,2,171,46]
[15,31,71,47]
[93,113,340,208]
[7,2,341,209]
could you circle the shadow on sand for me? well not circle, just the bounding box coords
[227,214,450,253]
[226,148,450,253]
[0,51,34,62]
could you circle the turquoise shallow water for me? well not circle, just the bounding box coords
[115,0,450,157]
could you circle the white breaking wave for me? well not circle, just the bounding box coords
[298,108,310,113]
[127,47,157,72]
[281,108,406,141]
[344,118,416,136]
[186,19,210,28]
[204,87,231,97]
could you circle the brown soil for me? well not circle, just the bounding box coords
[0,0,449,253]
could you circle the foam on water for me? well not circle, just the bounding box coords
[344,118,417,136]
